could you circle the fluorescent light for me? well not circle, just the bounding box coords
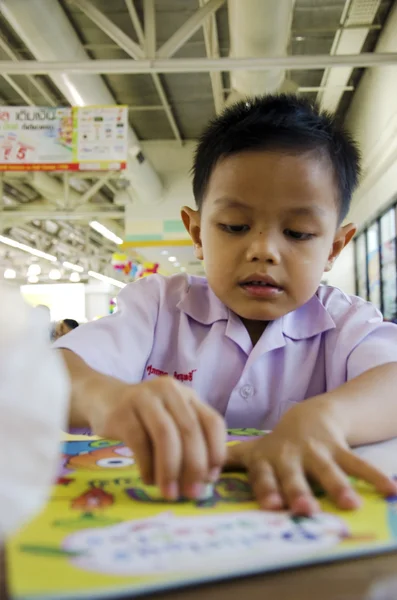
[88,270,126,289]
[28,264,41,276]
[61,74,85,107]
[27,274,39,284]
[4,268,16,279]
[63,261,84,273]
[49,268,61,280]
[70,272,81,283]
[174,262,180,267]
[161,250,169,255]
[89,221,123,245]
[0,235,57,262]
[168,256,177,262]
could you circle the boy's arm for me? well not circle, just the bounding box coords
[226,363,397,516]
[327,362,397,446]
[59,349,127,428]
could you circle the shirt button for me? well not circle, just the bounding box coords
[240,384,254,399]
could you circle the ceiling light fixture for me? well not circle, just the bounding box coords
[63,261,84,273]
[69,272,81,283]
[4,268,16,279]
[27,274,39,284]
[161,250,169,255]
[89,221,123,245]
[168,256,177,262]
[88,270,126,289]
[174,262,180,267]
[28,264,41,276]
[61,74,85,107]
[49,268,62,281]
[0,235,57,262]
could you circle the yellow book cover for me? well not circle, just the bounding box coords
[7,429,397,599]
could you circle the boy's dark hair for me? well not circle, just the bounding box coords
[63,319,79,330]
[192,94,361,222]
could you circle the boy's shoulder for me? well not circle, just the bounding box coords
[122,273,222,320]
[315,284,382,326]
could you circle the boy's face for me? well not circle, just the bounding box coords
[182,151,356,332]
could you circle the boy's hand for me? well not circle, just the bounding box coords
[226,399,397,515]
[83,376,226,501]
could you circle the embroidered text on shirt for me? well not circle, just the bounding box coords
[146,364,197,382]
[146,364,168,377]
[174,369,197,382]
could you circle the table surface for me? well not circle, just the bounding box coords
[4,438,397,600]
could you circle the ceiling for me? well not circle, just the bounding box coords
[0,0,394,286]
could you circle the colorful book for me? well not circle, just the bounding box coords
[7,429,397,599]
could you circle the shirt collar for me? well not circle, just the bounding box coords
[282,290,336,340]
[176,276,229,325]
[178,278,336,339]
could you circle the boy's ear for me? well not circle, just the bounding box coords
[181,207,204,260]
[324,222,357,272]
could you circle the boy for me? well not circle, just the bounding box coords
[55,95,397,516]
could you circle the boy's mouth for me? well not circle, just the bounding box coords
[239,274,283,297]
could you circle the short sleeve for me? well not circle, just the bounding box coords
[334,300,397,381]
[53,275,161,383]
[347,308,397,380]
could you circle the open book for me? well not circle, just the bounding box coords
[7,429,397,600]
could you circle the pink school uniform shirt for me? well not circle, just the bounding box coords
[54,274,397,430]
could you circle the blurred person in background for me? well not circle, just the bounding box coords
[53,319,79,341]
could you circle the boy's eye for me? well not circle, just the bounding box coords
[285,229,315,241]
[219,224,250,234]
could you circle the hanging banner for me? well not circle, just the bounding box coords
[0,105,128,171]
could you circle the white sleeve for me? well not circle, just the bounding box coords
[0,285,69,540]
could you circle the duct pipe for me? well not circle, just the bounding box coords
[227,0,296,103]
[0,0,163,205]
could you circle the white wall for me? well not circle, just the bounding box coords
[323,244,355,295]
[330,3,397,292]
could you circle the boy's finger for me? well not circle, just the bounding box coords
[248,460,283,510]
[194,399,227,480]
[139,400,182,500]
[163,392,209,499]
[338,450,397,497]
[308,453,361,510]
[276,458,319,516]
[119,411,154,485]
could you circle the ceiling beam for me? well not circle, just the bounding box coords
[0,34,56,106]
[2,53,397,74]
[68,0,145,60]
[68,0,182,143]
[156,0,225,59]
[1,74,35,105]
[124,0,145,46]
[2,210,124,221]
[143,0,156,58]
[199,0,224,114]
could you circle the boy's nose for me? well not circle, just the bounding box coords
[245,233,281,264]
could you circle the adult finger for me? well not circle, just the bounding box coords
[338,449,397,497]
[248,460,283,511]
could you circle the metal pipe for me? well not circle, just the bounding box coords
[1,53,396,74]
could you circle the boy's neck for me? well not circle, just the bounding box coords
[240,318,269,346]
